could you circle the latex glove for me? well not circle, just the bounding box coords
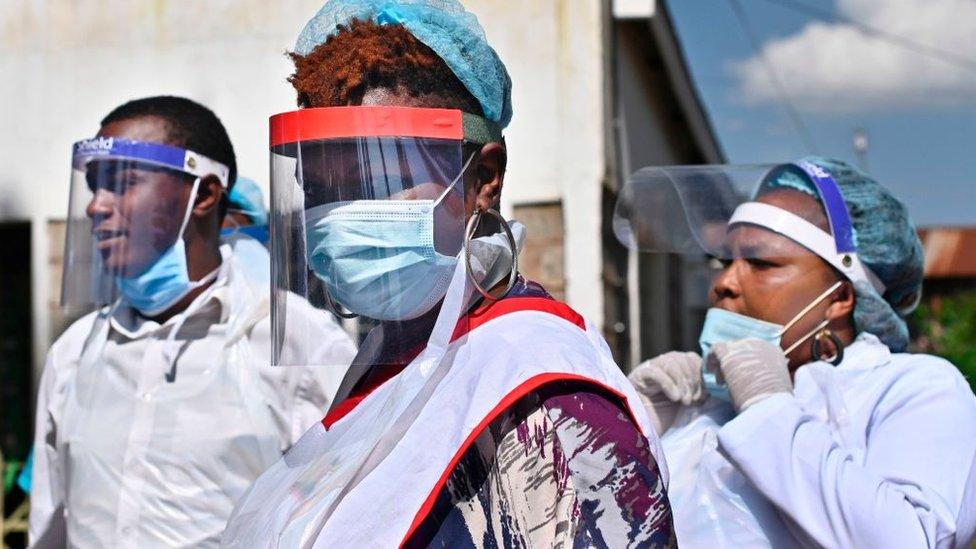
[628,351,705,434]
[708,338,792,412]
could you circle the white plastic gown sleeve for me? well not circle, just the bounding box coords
[28,318,89,548]
[718,342,976,548]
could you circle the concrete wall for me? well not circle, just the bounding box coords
[0,0,610,376]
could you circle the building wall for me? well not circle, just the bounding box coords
[0,0,610,379]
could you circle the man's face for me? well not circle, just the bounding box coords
[84,115,191,277]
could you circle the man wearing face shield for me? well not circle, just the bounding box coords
[30,96,355,547]
[618,159,976,547]
[222,2,675,547]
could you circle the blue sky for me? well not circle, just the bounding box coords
[666,0,976,227]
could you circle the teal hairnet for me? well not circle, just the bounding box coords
[760,157,924,352]
[763,156,925,352]
[295,0,513,128]
[227,177,268,226]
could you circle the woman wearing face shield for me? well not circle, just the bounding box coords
[222,1,675,547]
[621,158,976,547]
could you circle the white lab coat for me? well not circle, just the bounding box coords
[713,333,976,548]
[29,246,356,548]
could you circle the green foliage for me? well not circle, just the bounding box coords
[911,292,976,393]
[4,459,23,494]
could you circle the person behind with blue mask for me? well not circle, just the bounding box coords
[221,176,270,244]
[221,1,675,546]
[221,177,271,286]
[31,96,356,548]
[620,158,976,547]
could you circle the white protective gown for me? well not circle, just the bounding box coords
[220,259,669,548]
[664,332,976,548]
[29,245,356,548]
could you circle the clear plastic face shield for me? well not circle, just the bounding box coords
[269,106,502,366]
[614,162,888,396]
[62,137,230,316]
[613,162,885,294]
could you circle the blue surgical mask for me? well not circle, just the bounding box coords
[698,280,843,402]
[115,178,217,316]
[699,309,783,402]
[304,187,459,322]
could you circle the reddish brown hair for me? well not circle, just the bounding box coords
[288,19,482,115]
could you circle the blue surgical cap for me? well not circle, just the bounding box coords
[760,157,925,352]
[294,0,513,128]
[227,177,269,226]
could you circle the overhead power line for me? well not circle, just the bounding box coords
[726,0,819,153]
[760,0,976,73]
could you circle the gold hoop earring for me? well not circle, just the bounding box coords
[811,328,844,366]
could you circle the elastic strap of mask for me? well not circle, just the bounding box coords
[783,319,830,356]
[158,176,217,376]
[778,280,844,337]
[433,151,478,209]
[177,177,202,241]
[730,202,886,294]
[778,279,844,356]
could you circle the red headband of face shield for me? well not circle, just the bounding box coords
[269,106,502,208]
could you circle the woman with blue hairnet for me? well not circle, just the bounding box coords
[619,158,976,547]
[222,1,675,547]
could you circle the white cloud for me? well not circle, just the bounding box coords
[731,0,976,112]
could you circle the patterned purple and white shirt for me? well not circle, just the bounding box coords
[404,380,676,548]
[336,278,675,548]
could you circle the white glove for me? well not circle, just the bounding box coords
[708,338,792,412]
[628,351,705,434]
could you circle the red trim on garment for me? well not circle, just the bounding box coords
[398,373,645,547]
[451,297,586,341]
[321,367,402,428]
[319,297,586,429]
[269,106,464,147]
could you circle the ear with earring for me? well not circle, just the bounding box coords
[811,328,845,365]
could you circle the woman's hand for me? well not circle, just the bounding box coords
[708,339,792,412]
[628,351,705,433]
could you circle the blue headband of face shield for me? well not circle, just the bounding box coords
[791,161,856,254]
[74,137,231,188]
[74,137,231,315]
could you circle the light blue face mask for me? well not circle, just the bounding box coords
[115,178,218,316]
[304,177,464,322]
[699,280,843,402]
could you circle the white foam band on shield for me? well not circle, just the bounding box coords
[183,150,230,188]
[730,202,887,294]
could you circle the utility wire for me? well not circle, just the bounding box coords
[726,0,819,153]
[760,0,976,73]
